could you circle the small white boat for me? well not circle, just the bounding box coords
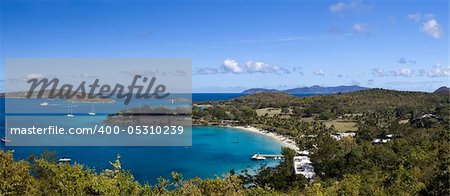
[1,137,11,143]
[40,102,49,106]
[255,156,266,160]
[88,103,96,116]
[171,99,175,104]
[67,107,74,117]
[251,154,267,160]
[58,158,71,163]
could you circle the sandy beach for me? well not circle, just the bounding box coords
[232,125,300,152]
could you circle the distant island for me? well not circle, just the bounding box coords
[105,105,191,126]
[242,85,369,94]
[241,88,280,94]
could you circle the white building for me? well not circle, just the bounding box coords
[294,155,315,178]
[331,132,356,141]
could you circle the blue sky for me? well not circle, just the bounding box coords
[1,0,448,92]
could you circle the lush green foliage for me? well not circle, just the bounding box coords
[2,89,449,195]
[195,89,449,121]
[1,150,245,195]
[193,89,450,195]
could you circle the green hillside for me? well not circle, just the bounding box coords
[198,89,449,122]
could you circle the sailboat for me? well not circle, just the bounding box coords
[67,107,74,117]
[2,121,11,143]
[88,103,96,116]
[58,157,72,163]
[1,137,10,143]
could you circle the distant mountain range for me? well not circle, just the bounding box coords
[242,85,369,94]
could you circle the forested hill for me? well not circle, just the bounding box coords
[221,88,450,119]
[296,88,449,114]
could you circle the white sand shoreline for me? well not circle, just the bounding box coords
[229,125,300,152]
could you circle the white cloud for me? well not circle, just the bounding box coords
[245,61,283,73]
[408,13,443,39]
[353,23,369,33]
[373,67,420,77]
[421,19,443,39]
[196,59,289,75]
[391,68,414,77]
[427,64,450,77]
[313,69,326,76]
[222,59,242,73]
[25,73,45,80]
[329,1,368,13]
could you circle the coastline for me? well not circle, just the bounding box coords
[229,125,300,152]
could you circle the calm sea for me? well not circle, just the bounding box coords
[0,93,316,184]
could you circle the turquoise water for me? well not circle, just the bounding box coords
[1,126,282,184]
[0,95,290,184]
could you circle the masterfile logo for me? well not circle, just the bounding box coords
[26,75,170,105]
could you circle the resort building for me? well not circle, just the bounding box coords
[294,155,315,178]
[331,132,356,141]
